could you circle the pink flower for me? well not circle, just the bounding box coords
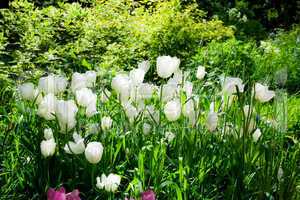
[141,190,156,200]
[47,187,80,200]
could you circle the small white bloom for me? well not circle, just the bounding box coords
[37,93,57,120]
[100,89,111,103]
[143,123,151,135]
[44,128,53,140]
[254,83,275,103]
[85,141,104,164]
[40,138,56,157]
[96,173,121,192]
[222,77,244,95]
[164,99,181,121]
[206,111,218,132]
[129,68,145,85]
[85,71,97,87]
[183,99,195,118]
[196,66,206,80]
[160,83,178,102]
[183,81,193,98]
[38,75,67,95]
[252,128,262,142]
[165,131,175,143]
[137,83,155,100]
[55,100,78,133]
[101,116,113,130]
[156,56,180,78]
[76,88,96,107]
[64,132,85,154]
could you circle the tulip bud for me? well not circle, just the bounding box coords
[222,77,244,95]
[156,56,180,78]
[252,128,262,142]
[101,116,113,130]
[129,68,145,85]
[55,100,78,133]
[196,66,206,80]
[41,138,56,157]
[71,72,88,93]
[164,99,181,121]
[206,111,218,132]
[18,82,38,101]
[85,142,104,164]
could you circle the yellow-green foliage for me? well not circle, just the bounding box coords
[0,0,233,77]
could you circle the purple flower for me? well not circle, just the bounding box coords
[47,187,81,200]
[141,190,156,200]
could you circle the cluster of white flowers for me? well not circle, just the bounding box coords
[96,173,121,192]
[40,128,56,157]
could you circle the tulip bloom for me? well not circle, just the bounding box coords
[41,130,56,158]
[206,111,218,132]
[156,56,180,78]
[38,75,68,95]
[47,187,80,200]
[254,83,275,103]
[55,100,78,133]
[196,66,206,80]
[141,190,156,200]
[252,128,262,142]
[37,93,57,120]
[101,116,113,130]
[96,173,121,192]
[222,77,244,95]
[85,142,104,164]
[164,99,181,121]
[64,132,85,154]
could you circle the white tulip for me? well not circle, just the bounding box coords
[64,132,85,154]
[254,83,275,103]
[196,66,206,80]
[96,173,121,192]
[206,111,218,132]
[111,74,131,102]
[183,81,193,97]
[86,103,97,117]
[40,138,56,157]
[156,56,180,78]
[129,68,145,85]
[71,72,88,92]
[122,102,138,123]
[37,93,57,120]
[85,71,97,87]
[38,75,68,95]
[164,99,181,121]
[44,128,53,140]
[137,83,155,100]
[100,89,111,103]
[143,123,151,135]
[55,100,78,133]
[76,88,96,107]
[101,116,113,130]
[85,141,104,164]
[252,128,262,142]
[138,60,150,73]
[165,131,175,143]
[182,99,195,118]
[160,83,178,102]
[222,77,244,95]
[18,82,39,101]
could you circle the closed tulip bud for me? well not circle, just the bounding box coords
[85,142,104,164]
[164,99,181,121]
[111,74,131,102]
[55,100,78,133]
[41,138,56,157]
[38,75,68,95]
[76,88,96,107]
[44,128,53,140]
[64,132,85,154]
[129,68,145,85]
[96,173,121,192]
[196,66,206,80]
[156,56,180,78]
[254,83,275,103]
[85,71,97,87]
[252,128,262,142]
[143,123,151,135]
[123,102,138,123]
[37,93,57,120]
[183,81,193,97]
[206,111,218,132]
[160,83,178,102]
[71,72,88,93]
[101,116,113,130]
[222,77,244,95]
[182,99,195,118]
